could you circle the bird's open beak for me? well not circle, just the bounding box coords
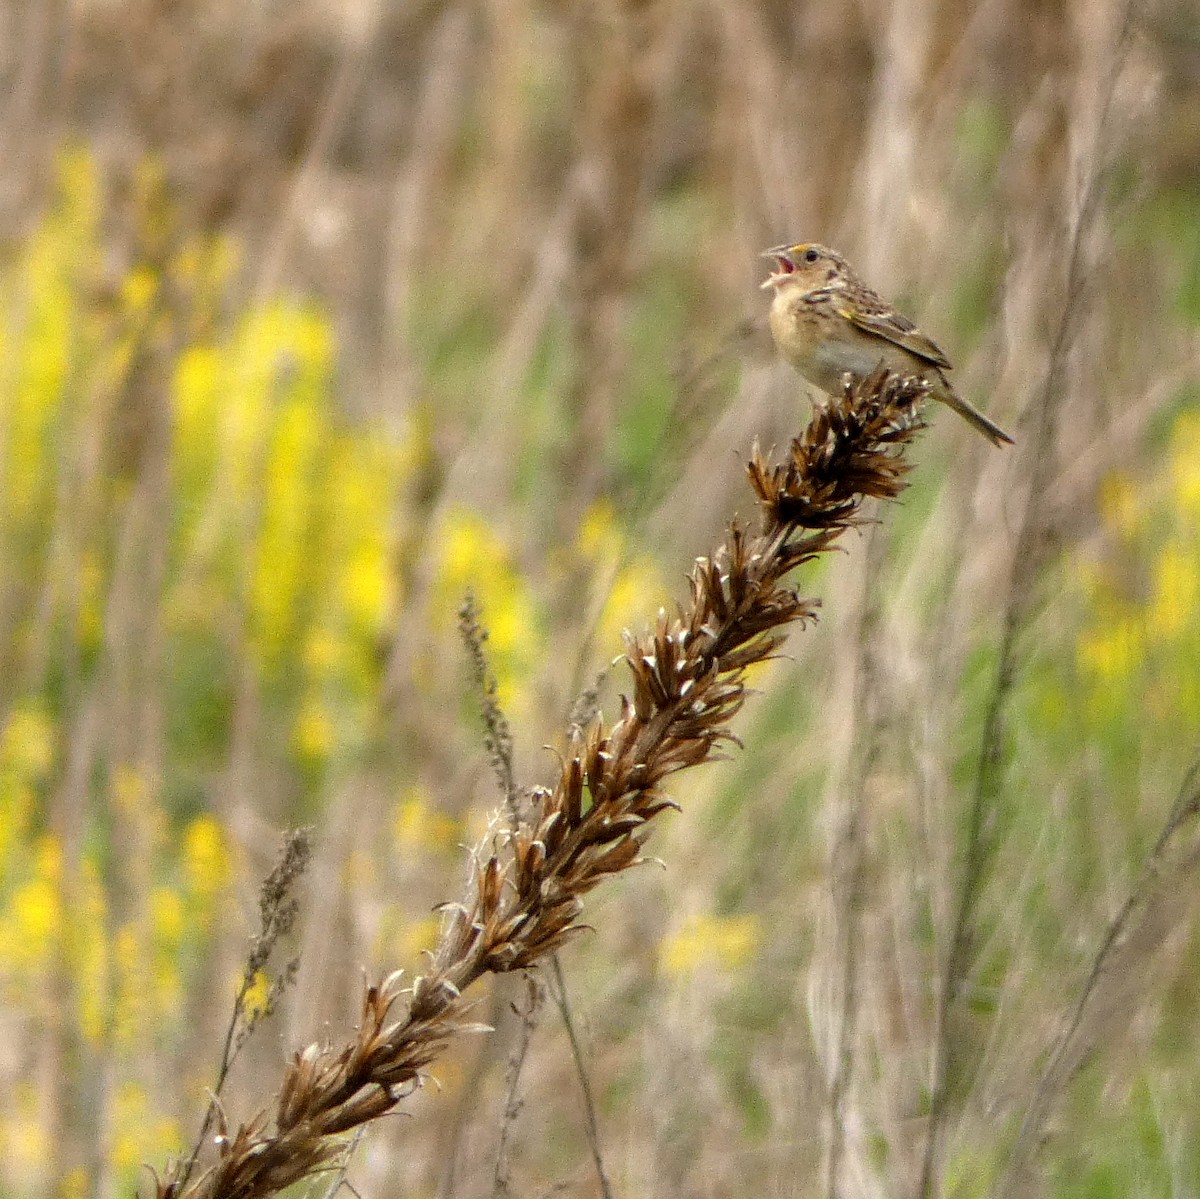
[759,245,797,289]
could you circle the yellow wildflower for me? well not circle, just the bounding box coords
[660,912,762,977]
[393,788,463,855]
[182,814,231,911]
[1148,543,1199,640]
[1077,617,1144,683]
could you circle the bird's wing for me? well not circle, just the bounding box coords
[833,296,953,370]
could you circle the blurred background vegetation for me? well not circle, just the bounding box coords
[1,0,1199,1196]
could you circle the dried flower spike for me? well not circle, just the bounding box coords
[157,369,928,1199]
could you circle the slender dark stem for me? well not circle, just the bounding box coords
[318,1128,367,1199]
[179,829,310,1189]
[177,980,251,1189]
[491,975,544,1199]
[459,591,519,820]
[548,956,615,1199]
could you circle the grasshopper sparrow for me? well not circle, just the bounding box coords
[761,243,1013,447]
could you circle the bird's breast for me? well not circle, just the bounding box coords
[769,291,936,395]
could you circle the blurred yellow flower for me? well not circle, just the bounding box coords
[61,1165,90,1199]
[151,885,185,947]
[252,396,325,667]
[111,1081,180,1177]
[397,914,442,961]
[577,498,624,562]
[326,432,400,638]
[573,499,666,655]
[2,153,98,522]
[1077,617,1143,683]
[487,586,540,670]
[342,543,392,634]
[1,703,56,782]
[172,344,223,489]
[439,508,501,594]
[1148,543,1199,639]
[660,912,762,977]
[120,264,159,316]
[432,508,541,710]
[182,814,232,912]
[303,628,346,677]
[393,788,463,855]
[294,695,336,762]
[1171,411,1200,519]
[0,838,65,979]
[599,558,665,656]
[241,968,271,1020]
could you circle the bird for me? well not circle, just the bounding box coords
[760,242,1013,447]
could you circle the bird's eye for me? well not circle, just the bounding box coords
[803,248,820,264]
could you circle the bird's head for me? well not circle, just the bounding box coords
[760,243,853,291]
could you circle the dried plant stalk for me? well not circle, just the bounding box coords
[155,370,928,1199]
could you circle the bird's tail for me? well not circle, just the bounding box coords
[934,384,1014,447]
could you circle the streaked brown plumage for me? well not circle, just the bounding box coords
[761,243,1013,447]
